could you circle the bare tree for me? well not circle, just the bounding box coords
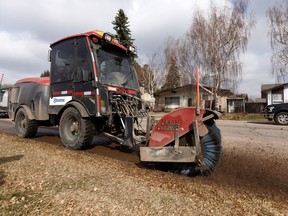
[267,0,288,83]
[179,0,255,109]
[139,64,155,95]
[146,52,162,95]
[174,38,195,86]
[134,51,163,96]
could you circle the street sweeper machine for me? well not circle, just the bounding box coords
[8,30,222,175]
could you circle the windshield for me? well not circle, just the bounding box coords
[94,45,138,89]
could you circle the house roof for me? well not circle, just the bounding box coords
[155,84,233,96]
[254,98,266,103]
[261,83,288,92]
[228,94,248,100]
[156,84,193,93]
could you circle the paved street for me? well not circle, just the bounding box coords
[216,120,287,144]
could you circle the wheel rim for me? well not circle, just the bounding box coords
[278,114,288,124]
[64,116,80,141]
[17,112,26,133]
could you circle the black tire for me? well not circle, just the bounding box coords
[274,112,288,125]
[197,123,222,175]
[15,108,38,138]
[174,122,222,176]
[59,107,95,150]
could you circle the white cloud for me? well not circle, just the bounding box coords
[0,0,279,98]
[239,51,274,98]
[0,31,50,83]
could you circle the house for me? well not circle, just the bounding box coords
[154,84,233,112]
[245,98,267,113]
[261,83,288,105]
[227,94,248,113]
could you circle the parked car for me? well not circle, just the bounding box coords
[263,103,288,125]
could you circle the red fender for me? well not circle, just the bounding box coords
[149,107,205,147]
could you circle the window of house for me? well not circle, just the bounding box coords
[272,94,283,104]
[272,89,283,104]
[165,97,180,106]
[202,94,211,100]
[188,98,192,106]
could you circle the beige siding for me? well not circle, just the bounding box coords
[155,86,228,111]
[218,96,228,112]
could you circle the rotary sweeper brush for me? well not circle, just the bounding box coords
[8,30,222,176]
[140,107,222,175]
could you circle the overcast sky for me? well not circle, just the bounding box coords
[0,0,279,99]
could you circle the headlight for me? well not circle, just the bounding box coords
[128,45,136,52]
[267,106,274,112]
[128,45,137,54]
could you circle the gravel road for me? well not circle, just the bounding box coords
[0,119,287,215]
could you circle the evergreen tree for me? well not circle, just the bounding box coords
[40,70,50,77]
[162,53,180,90]
[112,9,134,48]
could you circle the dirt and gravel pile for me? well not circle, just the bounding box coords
[0,133,287,215]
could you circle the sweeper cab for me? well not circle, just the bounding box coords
[8,30,222,175]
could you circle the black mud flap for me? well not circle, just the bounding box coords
[123,116,134,147]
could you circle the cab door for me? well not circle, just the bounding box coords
[49,38,75,114]
[49,37,97,116]
[73,37,97,116]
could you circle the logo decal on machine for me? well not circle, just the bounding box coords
[49,96,72,105]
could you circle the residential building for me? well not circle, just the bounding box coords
[227,94,248,113]
[261,83,288,105]
[154,84,233,112]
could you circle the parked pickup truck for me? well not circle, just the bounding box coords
[263,103,288,125]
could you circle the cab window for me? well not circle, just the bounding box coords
[75,37,93,82]
[50,39,74,83]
